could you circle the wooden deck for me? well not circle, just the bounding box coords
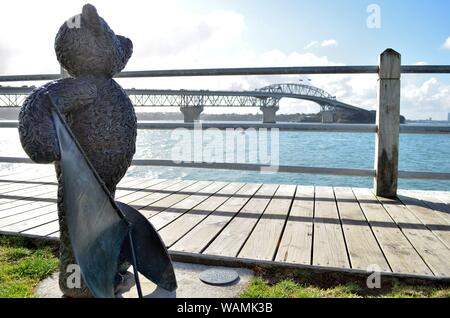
[0,166,449,281]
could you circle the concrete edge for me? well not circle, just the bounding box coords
[2,233,449,285]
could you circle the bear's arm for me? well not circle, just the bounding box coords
[18,78,97,164]
[46,78,97,114]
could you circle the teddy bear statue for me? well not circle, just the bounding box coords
[18,4,137,297]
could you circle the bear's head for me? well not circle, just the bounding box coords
[55,4,132,78]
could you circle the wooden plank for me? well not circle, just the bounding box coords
[117,176,145,185]
[0,175,57,203]
[170,183,261,254]
[115,178,171,203]
[204,183,278,257]
[120,179,186,207]
[275,186,314,265]
[0,175,55,192]
[400,190,450,225]
[114,178,165,198]
[435,192,450,205]
[0,184,57,208]
[21,220,59,237]
[149,181,228,230]
[1,212,58,233]
[137,180,206,217]
[2,182,57,198]
[353,188,432,276]
[334,187,390,271]
[0,186,56,209]
[0,177,150,222]
[397,191,450,248]
[0,185,56,210]
[0,203,56,229]
[0,171,54,188]
[0,200,54,220]
[159,182,244,247]
[312,186,350,269]
[47,231,60,239]
[239,185,296,261]
[374,49,401,198]
[121,178,167,192]
[0,170,25,178]
[0,173,41,188]
[116,179,179,204]
[0,174,56,188]
[116,176,151,188]
[15,179,168,236]
[135,180,201,217]
[0,170,55,183]
[377,195,450,277]
[0,177,160,233]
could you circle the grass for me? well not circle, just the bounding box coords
[0,235,59,298]
[240,267,450,298]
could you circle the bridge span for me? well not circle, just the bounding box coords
[0,83,369,123]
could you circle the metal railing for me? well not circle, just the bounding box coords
[1,65,450,82]
[0,49,449,197]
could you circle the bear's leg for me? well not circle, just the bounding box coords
[106,183,131,288]
[55,162,131,297]
[55,163,94,298]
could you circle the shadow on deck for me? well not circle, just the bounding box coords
[0,166,449,284]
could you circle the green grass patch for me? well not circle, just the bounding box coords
[0,235,59,298]
[240,267,450,298]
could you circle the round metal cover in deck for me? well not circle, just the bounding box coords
[199,268,239,286]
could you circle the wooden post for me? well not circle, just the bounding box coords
[374,49,401,198]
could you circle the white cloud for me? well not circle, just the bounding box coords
[321,39,338,47]
[401,77,450,119]
[137,10,247,57]
[443,36,450,50]
[305,41,319,49]
[304,39,338,50]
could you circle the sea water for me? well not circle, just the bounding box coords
[1,125,449,191]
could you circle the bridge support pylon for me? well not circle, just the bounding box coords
[260,106,279,123]
[321,110,335,123]
[180,106,203,122]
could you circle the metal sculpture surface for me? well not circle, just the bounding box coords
[18,4,176,297]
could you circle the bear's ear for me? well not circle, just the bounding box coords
[82,3,102,35]
[118,35,133,63]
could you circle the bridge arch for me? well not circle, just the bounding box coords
[257,83,336,100]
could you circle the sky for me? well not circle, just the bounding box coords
[0,0,449,119]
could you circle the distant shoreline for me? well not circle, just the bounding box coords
[1,108,447,124]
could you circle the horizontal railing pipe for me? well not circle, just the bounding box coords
[401,65,450,74]
[0,156,448,180]
[116,66,380,78]
[398,170,450,181]
[1,120,450,134]
[0,157,375,177]
[135,122,378,133]
[400,125,450,134]
[0,157,33,164]
[0,74,60,82]
[0,121,19,128]
[125,160,376,177]
[1,65,450,83]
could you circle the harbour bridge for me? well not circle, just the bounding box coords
[0,83,369,123]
